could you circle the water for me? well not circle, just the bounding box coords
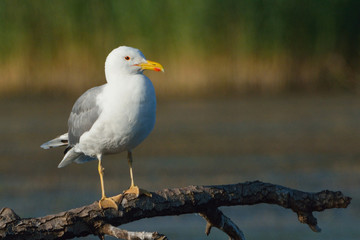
[0,95,359,239]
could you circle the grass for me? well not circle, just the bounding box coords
[0,0,359,97]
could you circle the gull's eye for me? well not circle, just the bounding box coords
[124,56,130,61]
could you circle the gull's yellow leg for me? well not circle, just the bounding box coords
[123,151,152,197]
[98,158,106,199]
[97,156,119,209]
[128,151,135,188]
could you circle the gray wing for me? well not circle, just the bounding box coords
[68,85,105,145]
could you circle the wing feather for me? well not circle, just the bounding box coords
[68,85,105,145]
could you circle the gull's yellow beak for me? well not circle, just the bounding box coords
[138,60,164,72]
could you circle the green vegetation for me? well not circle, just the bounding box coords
[0,0,359,97]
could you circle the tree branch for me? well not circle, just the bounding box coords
[199,208,245,240]
[99,224,168,240]
[0,181,351,240]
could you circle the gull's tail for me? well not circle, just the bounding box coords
[58,147,96,168]
[40,133,69,149]
[41,132,96,167]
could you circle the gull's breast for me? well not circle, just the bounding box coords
[78,75,156,156]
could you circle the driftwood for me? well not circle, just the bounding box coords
[0,181,351,240]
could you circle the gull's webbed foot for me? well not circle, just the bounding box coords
[124,185,152,197]
[99,186,152,209]
[99,197,119,210]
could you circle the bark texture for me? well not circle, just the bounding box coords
[0,181,351,240]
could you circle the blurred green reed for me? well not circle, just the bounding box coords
[0,0,359,96]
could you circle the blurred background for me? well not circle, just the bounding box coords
[0,0,359,239]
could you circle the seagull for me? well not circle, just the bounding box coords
[41,46,164,209]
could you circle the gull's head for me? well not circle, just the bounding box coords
[105,46,164,82]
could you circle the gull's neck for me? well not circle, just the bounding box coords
[105,70,143,84]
